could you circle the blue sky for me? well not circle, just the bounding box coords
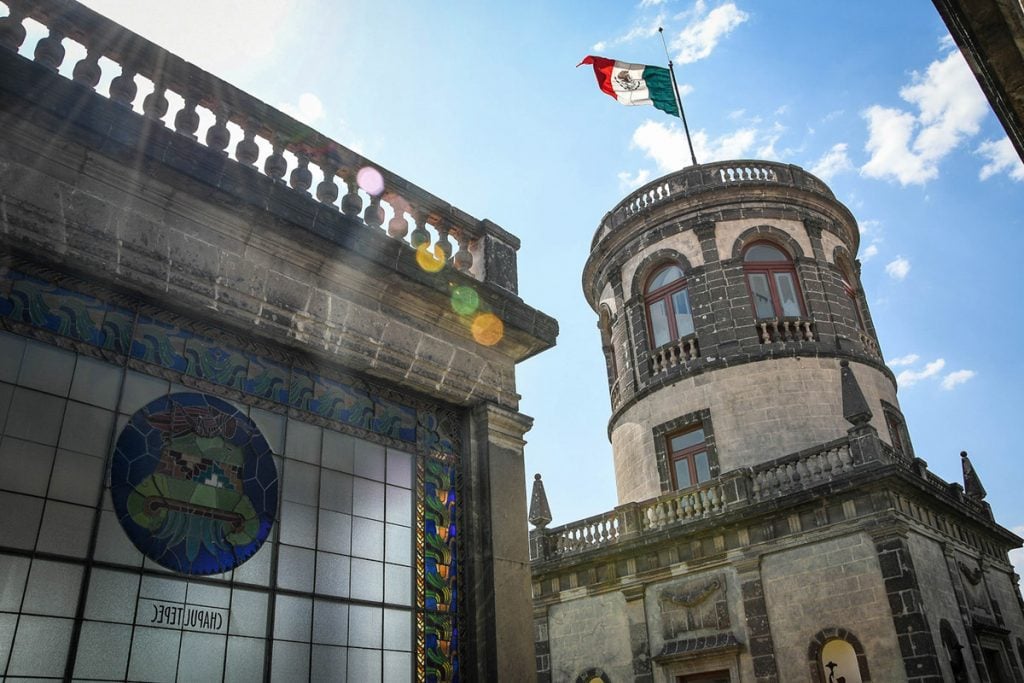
[35,1,1024,569]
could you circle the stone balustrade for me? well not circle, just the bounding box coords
[650,335,700,374]
[640,478,726,530]
[544,509,628,558]
[859,331,881,358]
[0,0,520,293]
[750,441,852,500]
[595,160,836,246]
[755,318,815,344]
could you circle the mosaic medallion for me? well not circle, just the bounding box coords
[110,392,278,575]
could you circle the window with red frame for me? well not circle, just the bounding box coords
[644,264,694,348]
[742,242,803,319]
[667,425,710,489]
[838,262,866,331]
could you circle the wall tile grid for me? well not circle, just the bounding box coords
[0,267,462,681]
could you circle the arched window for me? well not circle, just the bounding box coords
[837,258,865,331]
[644,264,694,348]
[743,242,803,319]
[820,639,863,683]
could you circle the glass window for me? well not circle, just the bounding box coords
[668,426,710,490]
[743,241,804,319]
[645,263,694,349]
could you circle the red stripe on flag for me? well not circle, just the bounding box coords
[578,55,617,100]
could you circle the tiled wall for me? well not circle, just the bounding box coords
[0,331,420,681]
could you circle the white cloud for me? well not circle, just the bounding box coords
[278,93,325,126]
[618,169,652,190]
[631,120,761,171]
[593,13,664,52]
[640,0,667,6]
[861,49,989,185]
[728,109,747,121]
[859,219,881,236]
[941,369,976,390]
[810,142,853,181]
[861,243,879,261]
[885,256,911,280]
[888,353,920,367]
[977,137,1024,181]
[774,104,790,117]
[939,33,956,51]
[897,358,946,387]
[670,1,749,64]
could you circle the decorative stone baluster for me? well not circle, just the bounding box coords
[826,449,840,476]
[410,213,430,249]
[72,49,101,89]
[205,108,231,154]
[174,97,200,139]
[315,164,339,205]
[364,194,384,229]
[453,233,473,273]
[142,85,169,121]
[0,9,27,51]
[436,224,453,262]
[838,447,853,472]
[388,207,409,240]
[795,457,810,483]
[759,321,770,343]
[802,321,814,341]
[263,137,287,182]
[108,66,137,107]
[286,156,309,193]
[33,29,64,70]
[341,178,362,218]
[235,125,260,166]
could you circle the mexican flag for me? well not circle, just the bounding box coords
[578,56,680,118]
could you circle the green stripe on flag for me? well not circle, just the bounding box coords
[641,65,680,118]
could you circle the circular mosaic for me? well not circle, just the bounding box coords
[110,392,278,575]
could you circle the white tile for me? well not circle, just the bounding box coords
[225,636,264,683]
[58,401,114,457]
[0,382,13,435]
[386,448,414,489]
[353,439,386,482]
[127,626,180,683]
[84,568,139,623]
[177,632,226,682]
[228,589,267,638]
[36,500,94,557]
[0,492,43,549]
[0,436,55,496]
[68,355,123,410]
[17,341,75,396]
[0,612,16,675]
[285,419,321,464]
[322,429,355,473]
[93,508,143,567]
[271,640,309,681]
[119,370,168,414]
[5,387,66,446]
[250,407,285,454]
[7,615,73,677]
[48,449,105,506]
[73,621,132,680]
[312,644,348,681]
[279,501,317,548]
[0,554,30,611]
[0,332,26,383]
[276,545,314,592]
[282,459,319,505]
[22,559,83,617]
[273,594,312,641]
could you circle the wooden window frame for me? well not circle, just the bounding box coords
[644,263,693,349]
[742,241,805,320]
[667,425,710,490]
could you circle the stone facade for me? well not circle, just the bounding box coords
[0,2,556,680]
[532,161,1024,682]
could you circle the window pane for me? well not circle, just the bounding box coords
[648,265,684,291]
[744,243,787,262]
[648,300,671,347]
[673,459,692,489]
[747,274,775,318]
[694,451,710,483]
[774,272,801,316]
[670,428,705,452]
[672,289,694,337]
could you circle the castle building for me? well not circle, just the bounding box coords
[0,1,556,680]
[529,161,1024,682]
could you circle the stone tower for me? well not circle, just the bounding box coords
[584,161,896,504]
[531,161,1024,683]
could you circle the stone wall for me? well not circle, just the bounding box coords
[547,591,634,682]
[611,358,898,503]
[762,531,905,683]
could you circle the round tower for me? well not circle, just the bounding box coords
[585,160,909,504]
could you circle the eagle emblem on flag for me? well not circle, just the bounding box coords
[614,69,642,91]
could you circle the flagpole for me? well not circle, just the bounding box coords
[659,27,698,167]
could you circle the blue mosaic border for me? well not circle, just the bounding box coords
[0,268,457,455]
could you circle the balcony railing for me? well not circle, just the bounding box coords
[650,335,700,374]
[594,160,836,247]
[0,0,520,292]
[756,318,815,344]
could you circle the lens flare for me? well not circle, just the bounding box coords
[356,166,385,195]
[451,286,480,316]
[416,243,446,273]
[471,312,504,346]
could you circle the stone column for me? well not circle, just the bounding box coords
[622,583,653,683]
[737,557,779,683]
[872,525,943,682]
[463,401,536,681]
